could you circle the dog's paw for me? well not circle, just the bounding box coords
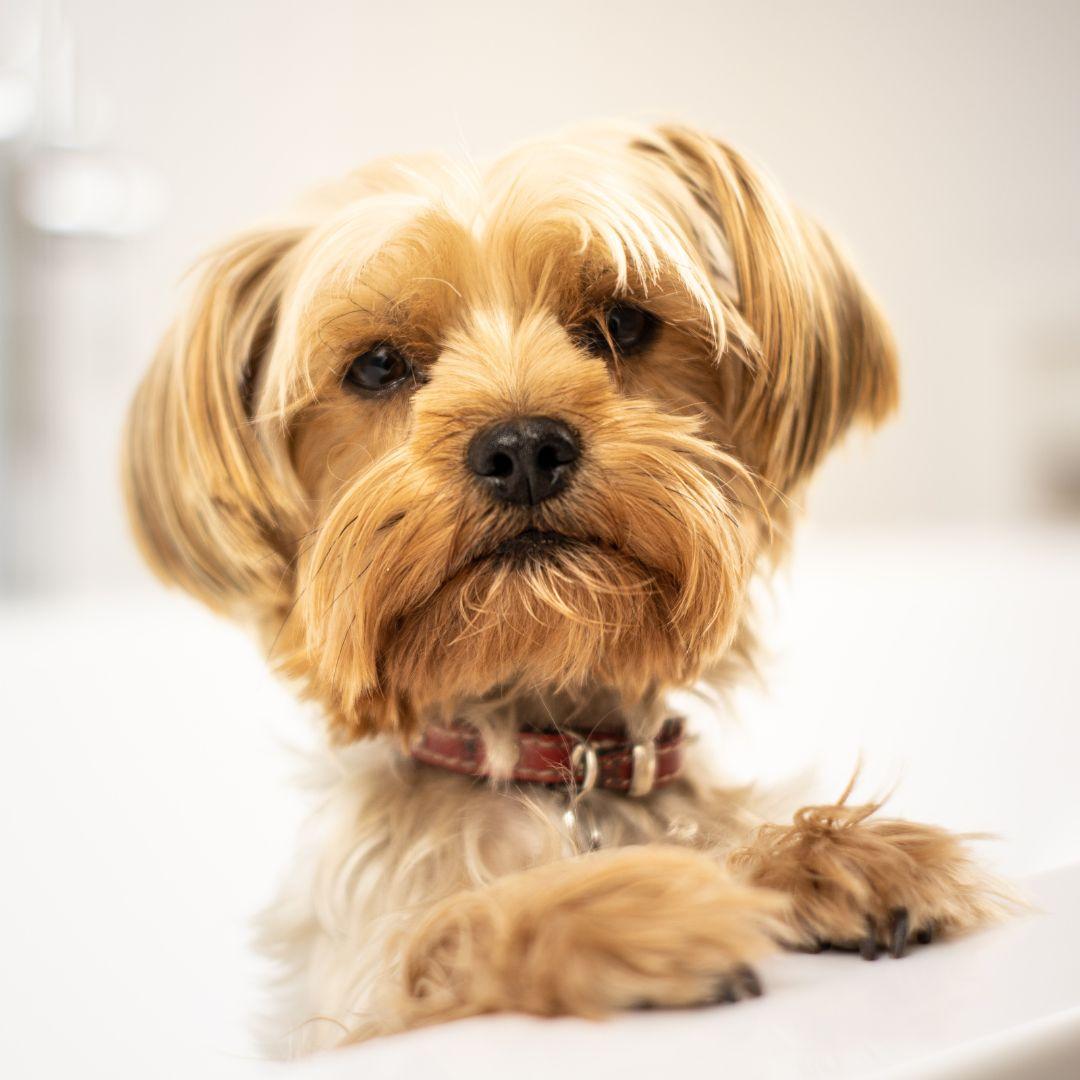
[727,800,1015,959]
[393,845,785,1028]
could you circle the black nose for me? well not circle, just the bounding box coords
[467,416,581,506]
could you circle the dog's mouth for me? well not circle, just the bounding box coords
[432,525,657,597]
[488,528,583,562]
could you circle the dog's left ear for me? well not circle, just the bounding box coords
[122,226,307,616]
[638,125,900,492]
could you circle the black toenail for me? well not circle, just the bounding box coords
[889,907,910,959]
[860,916,880,961]
[736,964,762,998]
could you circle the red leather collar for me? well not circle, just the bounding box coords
[410,718,686,796]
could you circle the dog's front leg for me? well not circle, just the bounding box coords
[726,798,1014,958]
[361,844,783,1038]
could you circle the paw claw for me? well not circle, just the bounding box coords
[916,923,934,945]
[736,963,763,998]
[889,906,910,959]
[860,916,880,961]
[713,964,762,1004]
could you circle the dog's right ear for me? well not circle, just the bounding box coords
[122,226,306,615]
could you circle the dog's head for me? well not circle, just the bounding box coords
[124,123,897,740]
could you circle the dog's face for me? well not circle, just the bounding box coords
[124,124,897,739]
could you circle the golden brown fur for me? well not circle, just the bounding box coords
[122,121,1007,1056]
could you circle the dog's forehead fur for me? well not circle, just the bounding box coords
[264,126,736,423]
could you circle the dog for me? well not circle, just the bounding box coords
[123,121,1009,1055]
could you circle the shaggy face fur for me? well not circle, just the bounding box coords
[123,122,1008,1055]
[125,123,896,739]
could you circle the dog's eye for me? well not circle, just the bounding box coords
[577,302,657,358]
[343,343,413,394]
[605,303,654,352]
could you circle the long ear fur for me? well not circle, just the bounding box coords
[122,227,305,614]
[644,125,900,491]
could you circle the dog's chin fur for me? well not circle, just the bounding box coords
[372,545,689,716]
[122,121,1011,1056]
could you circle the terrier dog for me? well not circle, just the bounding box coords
[123,122,1007,1054]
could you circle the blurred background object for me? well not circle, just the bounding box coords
[1,0,162,591]
[1,0,1078,595]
